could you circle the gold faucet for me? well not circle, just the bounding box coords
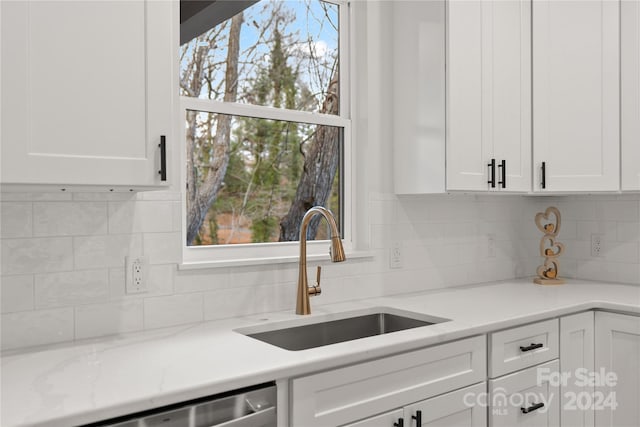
[296,206,346,315]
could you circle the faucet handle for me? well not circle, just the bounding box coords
[309,266,322,297]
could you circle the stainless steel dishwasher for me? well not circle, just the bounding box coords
[93,383,276,427]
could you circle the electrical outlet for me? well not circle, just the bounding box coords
[591,234,604,257]
[125,256,148,294]
[390,241,402,269]
[487,234,496,258]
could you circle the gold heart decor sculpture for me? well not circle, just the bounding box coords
[535,206,561,236]
[540,235,565,257]
[534,206,565,285]
[536,259,560,280]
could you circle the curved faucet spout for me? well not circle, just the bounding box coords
[296,206,346,315]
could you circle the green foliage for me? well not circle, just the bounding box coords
[251,216,279,243]
[186,0,340,245]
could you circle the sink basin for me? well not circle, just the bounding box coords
[239,308,449,351]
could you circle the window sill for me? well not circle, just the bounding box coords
[177,250,375,271]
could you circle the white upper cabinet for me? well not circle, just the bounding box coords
[622,0,640,191]
[1,0,174,188]
[447,0,531,192]
[393,0,446,194]
[532,0,620,192]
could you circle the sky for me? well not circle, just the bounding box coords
[181,0,340,112]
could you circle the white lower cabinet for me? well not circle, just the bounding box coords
[343,383,487,427]
[594,312,640,427]
[489,360,560,427]
[560,312,595,427]
[404,383,487,427]
[290,335,486,427]
[288,312,640,427]
[488,319,560,427]
[342,409,404,427]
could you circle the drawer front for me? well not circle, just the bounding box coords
[291,335,487,427]
[489,319,559,377]
[341,409,403,427]
[489,360,560,427]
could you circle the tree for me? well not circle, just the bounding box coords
[181,0,341,245]
[279,69,340,241]
[185,13,243,245]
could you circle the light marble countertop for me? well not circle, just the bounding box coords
[2,279,640,427]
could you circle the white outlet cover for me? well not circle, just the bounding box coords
[125,256,148,294]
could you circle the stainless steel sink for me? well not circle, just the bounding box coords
[239,309,449,351]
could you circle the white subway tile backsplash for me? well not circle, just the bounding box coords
[575,221,617,242]
[576,260,619,283]
[368,200,396,225]
[617,222,640,242]
[144,293,203,329]
[616,263,640,284]
[33,202,108,236]
[72,192,138,202]
[148,265,176,295]
[108,268,126,299]
[0,192,72,202]
[108,201,174,234]
[204,281,300,320]
[605,242,640,264]
[557,220,578,240]
[601,201,639,222]
[1,237,73,275]
[229,265,279,288]
[143,232,181,264]
[0,202,33,238]
[75,300,143,339]
[204,287,253,321]
[1,308,74,351]
[140,191,181,201]
[174,268,230,293]
[557,200,598,221]
[1,191,638,351]
[35,269,109,308]
[1,275,34,313]
[74,234,142,269]
[172,201,182,232]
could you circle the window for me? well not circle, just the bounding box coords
[180,0,351,264]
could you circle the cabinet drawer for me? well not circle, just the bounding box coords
[489,319,558,378]
[291,335,486,427]
[489,360,560,427]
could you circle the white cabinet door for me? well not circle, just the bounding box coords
[393,0,446,194]
[290,336,486,427]
[560,311,594,427]
[446,0,531,192]
[622,0,640,191]
[1,0,173,188]
[446,0,486,191]
[489,360,560,427]
[405,383,487,427]
[342,409,404,427]
[595,312,640,427]
[532,0,620,192]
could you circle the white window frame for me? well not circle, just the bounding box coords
[180,0,353,268]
